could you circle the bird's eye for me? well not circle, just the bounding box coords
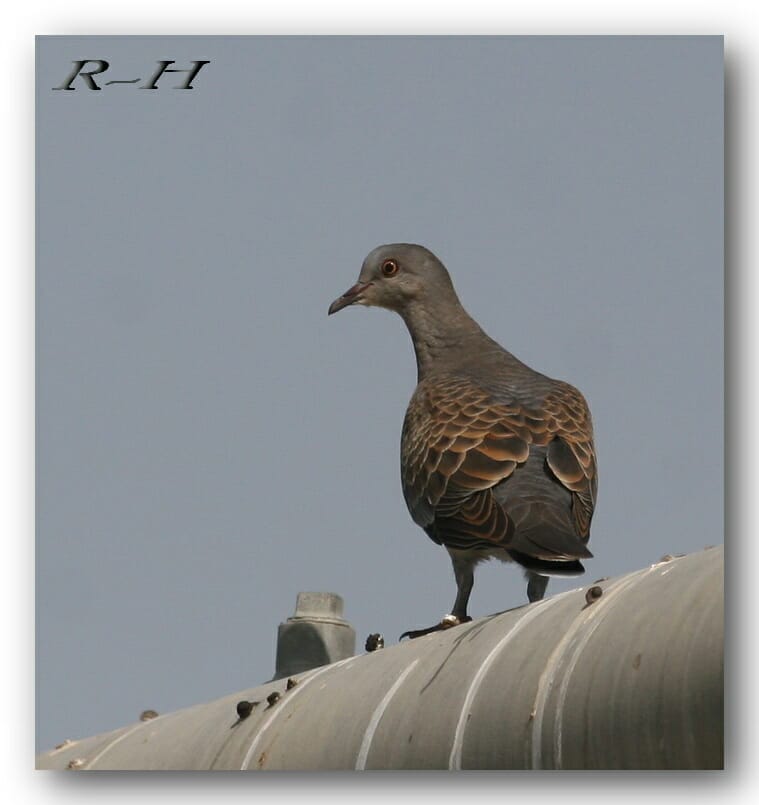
[381,259,399,277]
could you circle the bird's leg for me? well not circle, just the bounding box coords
[399,551,474,640]
[399,613,469,640]
[451,558,474,620]
[526,571,549,603]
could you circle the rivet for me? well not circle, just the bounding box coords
[236,700,258,719]
[365,633,385,652]
[585,585,603,605]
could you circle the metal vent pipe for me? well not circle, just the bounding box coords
[273,591,356,680]
[37,546,723,770]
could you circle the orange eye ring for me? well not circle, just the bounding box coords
[381,259,399,277]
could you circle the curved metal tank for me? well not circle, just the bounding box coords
[37,546,723,770]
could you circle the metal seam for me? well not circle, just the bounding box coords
[530,567,655,770]
[355,658,420,770]
[448,595,564,770]
[82,720,154,769]
[552,567,657,768]
[240,657,353,770]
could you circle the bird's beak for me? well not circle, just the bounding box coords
[328,281,372,315]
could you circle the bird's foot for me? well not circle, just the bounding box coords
[400,614,471,640]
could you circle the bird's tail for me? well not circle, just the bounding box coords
[507,549,588,577]
[506,523,593,577]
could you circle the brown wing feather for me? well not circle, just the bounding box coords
[402,378,532,546]
[402,376,597,547]
[543,382,598,539]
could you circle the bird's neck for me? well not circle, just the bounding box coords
[400,298,489,381]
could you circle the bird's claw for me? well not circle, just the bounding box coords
[399,614,471,640]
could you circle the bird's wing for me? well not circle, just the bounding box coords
[543,382,598,539]
[401,377,529,546]
[401,376,597,547]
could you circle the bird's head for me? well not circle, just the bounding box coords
[328,243,456,316]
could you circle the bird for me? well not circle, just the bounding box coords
[328,244,597,638]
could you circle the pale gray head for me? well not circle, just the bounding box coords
[328,244,459,317]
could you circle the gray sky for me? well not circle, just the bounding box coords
[36,35,723,752]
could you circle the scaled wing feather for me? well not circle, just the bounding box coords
[402,377,597,547]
